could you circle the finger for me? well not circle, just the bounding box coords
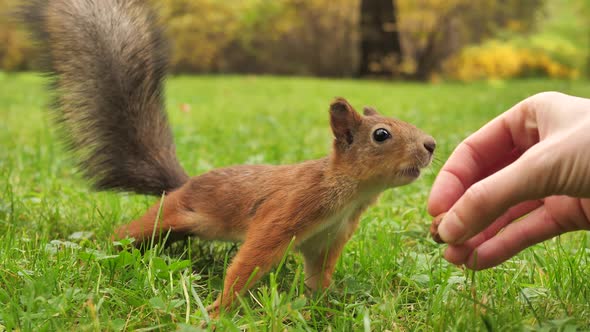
[461,205,566,270]
[428,96,542,216]
[444,200,542,265]
[428,126,516,216]
[428,147,521,217]
[437,145,547,244]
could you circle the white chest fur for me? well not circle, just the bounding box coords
[298,193,379,251]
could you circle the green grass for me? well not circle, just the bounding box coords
[1,72,590,331]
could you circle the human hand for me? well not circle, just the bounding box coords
[428,92,590,270]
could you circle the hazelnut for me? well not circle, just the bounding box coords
[430,212,446,244]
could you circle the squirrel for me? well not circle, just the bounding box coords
[23,0,436,316]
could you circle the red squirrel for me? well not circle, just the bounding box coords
[23,0,436,315]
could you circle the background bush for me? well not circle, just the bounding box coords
[1,0,589,80]
[443,0,588,81]
[0,0,35,71]
[443,40,579,81]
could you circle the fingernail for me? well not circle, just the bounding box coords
[438,211,465,244]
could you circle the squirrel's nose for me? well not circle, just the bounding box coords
[423,138,436,155]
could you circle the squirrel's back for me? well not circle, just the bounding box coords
[23,0,188,195]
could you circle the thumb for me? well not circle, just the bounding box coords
[438,148,546,244]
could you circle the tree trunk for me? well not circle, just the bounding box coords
[358,0,402,77]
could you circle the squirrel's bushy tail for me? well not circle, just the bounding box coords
[22,0,189,195]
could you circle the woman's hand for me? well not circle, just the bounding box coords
[428,92,590,270]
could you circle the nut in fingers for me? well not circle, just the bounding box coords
[430,212,447,244]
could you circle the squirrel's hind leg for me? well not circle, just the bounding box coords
[114,188,245,248]
[114,190,198,247]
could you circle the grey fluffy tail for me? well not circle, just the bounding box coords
[22,0,189,195]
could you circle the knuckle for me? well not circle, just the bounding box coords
[463,182,490,209]
[530,91,564,104]
[525,145,567,196]
[521,91,564,114]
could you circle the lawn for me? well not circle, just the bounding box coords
[1,72,589,331]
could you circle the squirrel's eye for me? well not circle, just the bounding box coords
[373,128,391,142]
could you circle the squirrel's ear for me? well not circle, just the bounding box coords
[363,106,380,116]
[330,97,362,146]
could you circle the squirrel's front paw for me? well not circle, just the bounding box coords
[206,299,221,319]
[197,300,220,329]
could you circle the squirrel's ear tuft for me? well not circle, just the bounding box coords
[329,98,362,146]
[363,106,379,116]
[330,97,353,114]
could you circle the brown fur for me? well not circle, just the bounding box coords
[117,98,436,315]
[24,0,436,317]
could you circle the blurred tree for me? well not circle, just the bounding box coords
[0,0,35,71]
[151,0,359,76]
[155,0,242,73]
[222,0,359,77]
[2,0,578,81]
[358,0,402,77]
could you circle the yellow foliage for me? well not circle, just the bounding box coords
[443,40,579,81]
[154,0,244,72]
[0,0,576,79]
[396,0,546,79]
[152,0,359,75]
